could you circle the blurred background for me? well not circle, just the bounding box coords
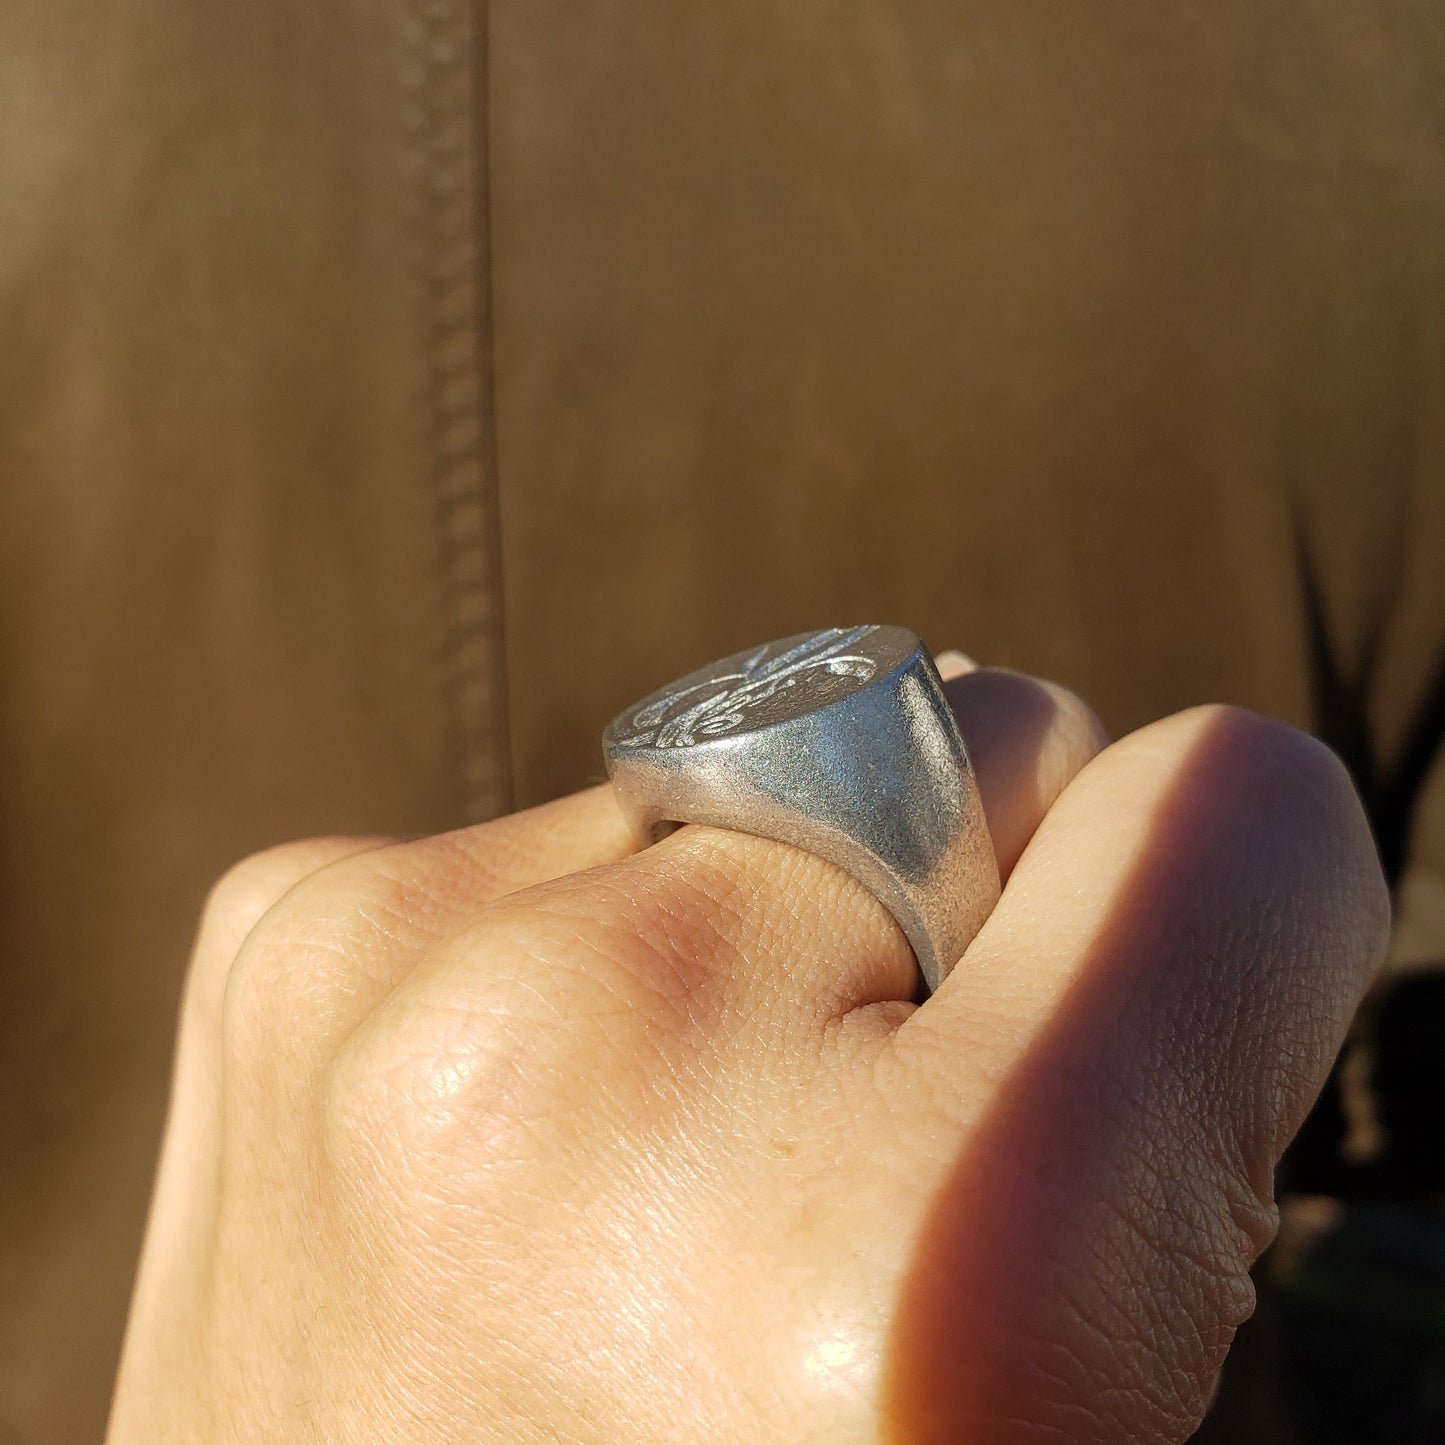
[3,3,1444,1441]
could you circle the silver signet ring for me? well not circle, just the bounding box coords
[602,625,1000,995]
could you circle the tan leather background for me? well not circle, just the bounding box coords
[3,2,1443,1440]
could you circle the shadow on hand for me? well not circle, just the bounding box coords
[880,710,1368,1444]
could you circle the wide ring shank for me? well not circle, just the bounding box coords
[602,626,999,994]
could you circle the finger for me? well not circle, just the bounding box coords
[189,788,627,1103]
[942,667,1108,883]
[141,792,639,1325]
[415,783,638,900]
[933,649,978,680]
[187,837,400,1047]
[422,666,1108,1028]
[127,836,394,1345]
[223,664,1102,1125]
[885,706,1391,1443]
[153,784,633,1243]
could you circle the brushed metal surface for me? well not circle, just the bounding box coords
[603,625,999,994]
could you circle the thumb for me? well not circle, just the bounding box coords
[884,705,1390,1444]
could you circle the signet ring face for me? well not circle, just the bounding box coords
[602,626,999,995]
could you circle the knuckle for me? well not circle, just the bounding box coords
[323,932,560,1181]
[200,840,338,949]
[216,840,409,1063]
[1042,680,1110,760]
[1179,704,1354,804]
[1167,705,1381,866]
[325,998,520,1181]
[1219,1148,1282,1269]
[322,1021,418,1179]
[187,838,379,1036]
[1035,680,1110,795]
[1191,705,1389,942]
[217,915,326,1072]
[317,848,752,1180]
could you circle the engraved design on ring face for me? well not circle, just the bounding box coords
[617,626,881,749]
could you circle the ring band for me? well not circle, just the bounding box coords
[602,625,1000,994]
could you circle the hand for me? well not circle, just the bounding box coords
[108,664,1388,1444]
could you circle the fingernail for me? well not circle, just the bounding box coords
[933,649,979,680]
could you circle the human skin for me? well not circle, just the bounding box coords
[108,660,1389,1443]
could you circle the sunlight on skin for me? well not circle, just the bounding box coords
[110,677,1387,1445]
[803,1329,860,1380]
[795,1301,876,1411]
